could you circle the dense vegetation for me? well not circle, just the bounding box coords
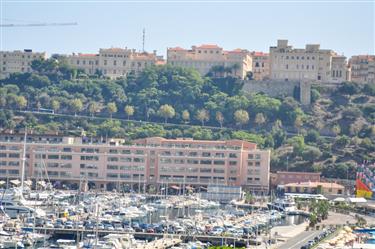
[0,59,374,179]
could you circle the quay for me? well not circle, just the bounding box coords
[23,227,259,246]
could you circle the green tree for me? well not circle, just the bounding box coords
[70,98,83,115]
[158,104,175,123]
[124,105,135,120]
[107,102,118,119]
[234,109,249,128]
[255,113,266,127]
[15,96,27,111]
[182,110,190,123]
[196,109,210,126]
[88,101,100,117]
[302,146,322,162]
[215,111,224,128]
[50,99,60,113]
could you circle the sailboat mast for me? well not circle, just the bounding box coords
[20,128,27,190]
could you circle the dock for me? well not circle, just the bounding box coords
[24,227,259,246]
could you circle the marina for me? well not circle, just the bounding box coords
[0,184,307,248]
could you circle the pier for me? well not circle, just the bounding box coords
[23,227,260,246]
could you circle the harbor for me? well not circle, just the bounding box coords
[0,183,308,248]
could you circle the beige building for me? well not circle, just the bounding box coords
[250,51,270,80]
[269,40,350,83]
[284,181,345,195]
[0,134,270,193]
[349,55,375,84]
[0,49,47,79]
[68,48,165,79]
[167,45,252,79]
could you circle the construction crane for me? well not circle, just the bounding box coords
[0,22,78,27]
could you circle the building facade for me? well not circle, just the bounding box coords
[68,48,165,79]
[272,171,321,187]
[250,52,270,80]
[269,40,350,83]
[283,181,345,196]
[349,55,375,84]
[167,45,252,79]
[0,50,47,79]
[0,135,270,193]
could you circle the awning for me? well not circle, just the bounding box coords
[0,181,5,185]
[185,186,194,190]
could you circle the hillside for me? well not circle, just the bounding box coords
[0,58,374,180]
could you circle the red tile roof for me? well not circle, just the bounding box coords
[196,44,221,49]
[169,47,186,51]
[251,51,269,56]
[78,53,98,57]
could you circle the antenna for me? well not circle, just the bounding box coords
[142,28,145,52]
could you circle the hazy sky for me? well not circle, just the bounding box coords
[1,0,374,57]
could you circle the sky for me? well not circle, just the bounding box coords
[1,0,374,58]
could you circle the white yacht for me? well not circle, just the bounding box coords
[267,197,296,213]
[0,189,35,218]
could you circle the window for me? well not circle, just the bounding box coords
[189,152,198,157]
[214,160,225,165]
[108,157,118,162]
[213,169,225,174]
[229,153,237,158]
[107,165,118,170]
[200,168,211,173]
[229,161,237,166]
[200,160,211,165]
[202,152,211,157]
[61,155,72,160]
[8,153,19,158]
[48,154,59,159]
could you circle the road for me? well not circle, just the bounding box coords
[1,108,336,139]
[277,230,321,249]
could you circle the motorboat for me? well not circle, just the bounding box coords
[267,198,296,213]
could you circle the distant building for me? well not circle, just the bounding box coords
[272,171,321,186]
[0,134,270,193]
[250,52,270,80]
[283,181,345,195]
[269,40,350,83]
[349,55,375,84]
[67,48,165,79]
[167,45,252,79]
[0,49,47,79]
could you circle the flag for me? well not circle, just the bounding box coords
[356,179,373,199]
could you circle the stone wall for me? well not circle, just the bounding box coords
[243,80,311,105]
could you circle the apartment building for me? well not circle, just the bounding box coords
[250,52,270,80]
[269,40,350,83]
[167,45,252,79]
[68,48,165,79]
[0,49,47,79]
[349,55,375,84]
[0,134,270,193]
